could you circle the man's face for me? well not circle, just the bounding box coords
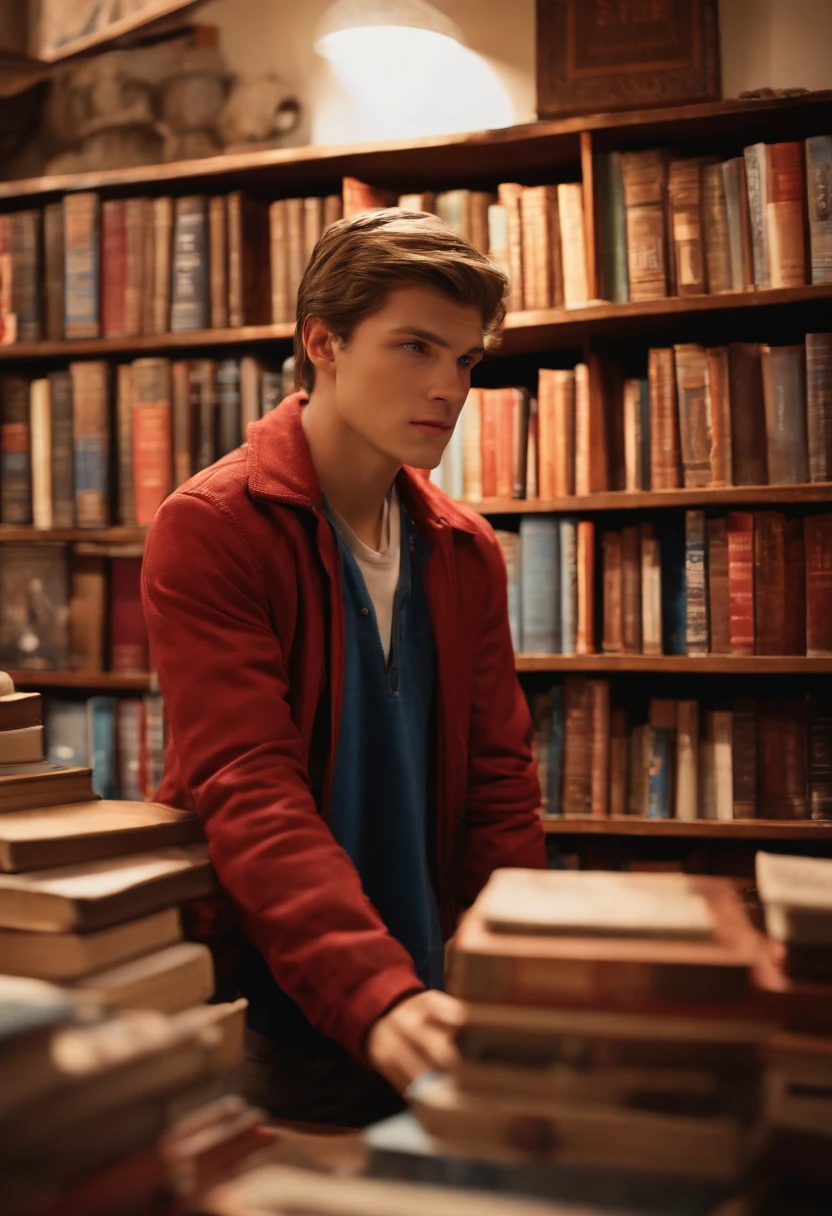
[328,285,485,469]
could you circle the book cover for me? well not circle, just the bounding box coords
[760,344,809,485]
[706,516,730,654]
[209,195,229,329]
[783,517,807,656]
[1,374,33,525]
[240,356,262,448]
[461,388,482,502]
[621,525,642,655]
[497,184,524,311]
[480,389,499,499]
[268,199,289,326]
[520,517,559,653]
[48,370,74,528]
[576,520,595,656]
[684,510,708,656]
[743,143,770,290]
[495,531,521,654]
[647,728,672,820]
[303,195,324,263]
[660,521,686,656]
[623,379,643,490]
[140,197,156,336]
[117,698,147,804]
[726,512,755,656]
[227,192,270,327]
[525,394,538,500]
[648,348,680,490]
[595,152,629,304]
[805,514,832,657]
[620,151,668,302]
[124,197,144,338]
[732,699,757,819]
[69,553,106,672]
[805,333,832,483]
[589,680,610,818]
[216,359,241,457]
[111,558,149,674]
[101,199,128,338]
[667,158,705,297]
[116,363,135,528]
[758,700,807,820]
[562,678,592,816]
[706,346,732,488]
[151,197,173,335]
[63,193,100,339]
[170,196,209,332]
[727,343,768,486]
[674,344,711,488]
[601,531,623,655]
[808,694,832,821]
[132,358,173,526]
[710,710,734,821]
[192,360,217,473]
[70,361,109,527]
[44,699,89,769]
[43,201,64,341]
[548,683,565,818]
[765,142,807,289]
[609,707,628,816]
[487,203,512,306]
[30,379,52,531]
[754,512,787,656]
[559,518,577,656]
[509,388,529,500]
[520,186,560,310]
[557,183,588,308]
[11,210,42,342]
[702,162,733,294]
[470,192,495,258]
[88,696,118,801]
[722,157,754,292]
[806,136,832,285]
[641,526,662,656]
[0,544,69,672]
[675,700,699,821]
[538,368,575,498]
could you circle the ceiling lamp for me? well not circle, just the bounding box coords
[315,0,464,61]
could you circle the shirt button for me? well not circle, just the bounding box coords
[360,606,369,616]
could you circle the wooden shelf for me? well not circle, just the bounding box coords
[0,526,148,543]
[0,324,294,362]
[8,672,154,691]
[515,655,832,673]
[474,484,832,514]
[541,816,832,841]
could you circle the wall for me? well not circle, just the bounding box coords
[201,0,832,143]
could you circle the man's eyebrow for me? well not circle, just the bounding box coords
[390,326,485,356]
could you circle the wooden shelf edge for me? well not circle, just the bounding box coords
[8,672,154,691]
[0,324,295,361]
[473,484,832,514]
[541,816,832,840]
[515,655,832,673]
[0,527,148,543]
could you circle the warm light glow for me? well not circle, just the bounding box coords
[315,25,514,141]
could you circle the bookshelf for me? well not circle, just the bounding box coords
[1,88,830,833]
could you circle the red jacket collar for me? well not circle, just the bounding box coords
[246,393,479,535]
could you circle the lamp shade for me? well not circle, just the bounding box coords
[315,0,464,53]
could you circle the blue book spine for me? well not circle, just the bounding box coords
[685,510,708,655]
[596,153,629,304]
[806,136,832,285]
[88,696,118,800]
[558,518,577,655]
[520,517,559,653]
[639,379,651,491]
[64,195,100,338]
[547,682,564,817]
[647,728,671,818]
[661,521,687,655]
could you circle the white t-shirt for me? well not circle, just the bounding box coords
[328,489,401,664]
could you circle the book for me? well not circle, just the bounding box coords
[216,359,241,457]
[1,374,32,524]
[70,361,109,527]
[497,184,524,310]
[227,192,270,327]
[29,378,52,530]
[520,186,561,310]
[743,143,770,289]
[601,532,623,655]
[575,521,594,655]
[452,873,758,1012]
[303,195,324,263]
[728,343,768,485]
[64,193,100,339]
[110,558,149,673]
[805,514,832,657]
[722,157,754,292]
[621,525,641,654]
[732,699,757,819]
[74,941,214,1015]
[69,553,105,671]
[562,678,591,816]
[557,183,588,307]
[0,800,202,873]
[48,370,74,528]
[0,761,93,813]
[806,333,832,483]
[461,389,482,502]
[765,142,807,288]
[525,396,538,500]
[609,708,628,816]
[0,726,42,766]
[101,199,128,338]
[757,700,808,820]
[117,698,146,802]
[595,152,629,303]
[124,197,144,338]
[538,369,574,498]
[0,845,214,933]
[558,519,577,656]
[808,694,832,822]
[588,680,610,817]
[674,344,711,487]
[132,358,172,526]
[667,158,705,296]
[684,510,708,656]
[754,512,787,655]
[151,197,173,334]
[726,512,755,656]
[760,344,809,484]
[647,699,676,819]
[702,162,733,294]
[240,356,262,444]
[623,379,644,490]
[0,543,69,672]
[42,201,64,341]
[88,695,117,800]
[209,195,229,329]
[620,151,668,302]
[0,907,181,982]
[806,136,832,285]
[10,210,40,342]
[170,196,210,331]
[519,518,559,653]
[706,346,732,487]
[0,692,41,733]
[648,348,680,490]
[116,362,135,526]
[140,198,156,335]
[660,521,686,656]
[709,710,734,821]
[756,852,832,946]
[495,531,520,654]
[486,203,511,303]
[641,527,662,656]
[45,700,88,770]
[675,701,699,821]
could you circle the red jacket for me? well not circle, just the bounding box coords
[142,395,545,1063]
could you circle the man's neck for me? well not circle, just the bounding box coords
[301,389,401,551]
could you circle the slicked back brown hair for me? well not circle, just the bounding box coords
[294,208,508,391]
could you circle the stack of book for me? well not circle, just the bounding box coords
[494,508,832,658]
[440,333,832,505]
[755,852,832,1156]
[413,869,768,1188]
[0,974,256,1215]
[595,138,832,303]
[530,683,830,822]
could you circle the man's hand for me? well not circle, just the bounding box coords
[366,990,466,1093]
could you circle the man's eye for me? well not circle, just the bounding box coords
[404,341,424,354]
[458,356,472,368]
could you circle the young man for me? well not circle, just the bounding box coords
[142,209,546,1126]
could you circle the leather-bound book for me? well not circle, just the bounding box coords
[765,141,807,288]
[620,150,669,301]
[728,343,768,486]
[726,512,755,656]
[702,162,733,294]
[805,514,832,657]
[648,348,680,490]
[806,333,832,483]
[667,158,705,296]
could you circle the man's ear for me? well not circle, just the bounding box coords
[303,317,339,379]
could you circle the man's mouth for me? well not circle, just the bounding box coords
[411,421,450,436]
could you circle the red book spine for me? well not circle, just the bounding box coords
[111,558,150,673]
[132,404,173,527]
[727,512,755,656]
[480,390,499,498]
[806,514,832,657]
[101,200,128,338]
